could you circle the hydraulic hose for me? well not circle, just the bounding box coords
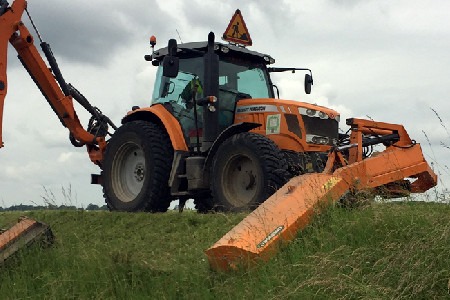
[40,42,70,96]
[336,133,400,152]
[0,0,8,16]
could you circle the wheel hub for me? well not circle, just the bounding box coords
[245,171,256,190]
[222,154,260,207]
[134,163,145,182]
[111,142,146,203]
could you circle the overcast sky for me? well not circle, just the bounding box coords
[1,0,449,208]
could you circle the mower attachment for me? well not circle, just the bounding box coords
[0,216,54,264]
[206,118,437,271]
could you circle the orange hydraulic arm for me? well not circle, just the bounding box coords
[206,118,438,271]
[0,0,115,164]
[325,118,436,193]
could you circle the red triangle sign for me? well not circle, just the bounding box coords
[222,9,252,46]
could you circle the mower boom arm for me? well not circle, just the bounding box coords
[0,0,107,164]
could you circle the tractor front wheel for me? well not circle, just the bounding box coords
[102,121,173,212]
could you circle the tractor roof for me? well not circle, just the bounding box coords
[151,41,275,65]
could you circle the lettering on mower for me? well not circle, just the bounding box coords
[236,104,278,114]
[256,225,285,249]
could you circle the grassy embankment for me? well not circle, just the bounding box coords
[1,201,450,299]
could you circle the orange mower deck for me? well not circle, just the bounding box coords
[205,173,349,271]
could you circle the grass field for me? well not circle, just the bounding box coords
[1,201,450,299]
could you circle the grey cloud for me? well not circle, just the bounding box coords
[24,0,176,66]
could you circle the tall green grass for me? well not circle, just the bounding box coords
[1,202,450,299]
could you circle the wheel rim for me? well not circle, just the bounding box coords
[221,154,260,208]
[110,142,146,203]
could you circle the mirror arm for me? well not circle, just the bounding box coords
[272,84,280,99]
[268,67,312,74]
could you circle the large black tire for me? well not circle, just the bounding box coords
[102,120,173,212]
[210,132,288,212]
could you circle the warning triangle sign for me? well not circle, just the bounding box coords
[222,9,252,46]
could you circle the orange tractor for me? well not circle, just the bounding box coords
[0,2,437,269]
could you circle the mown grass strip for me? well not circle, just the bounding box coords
[1,202,449,299]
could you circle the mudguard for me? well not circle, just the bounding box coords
[122,104,188,151]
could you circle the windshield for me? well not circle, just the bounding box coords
[151,57,204,106]
[218,59,271,98]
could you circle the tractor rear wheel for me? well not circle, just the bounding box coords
[102,120,173,212]
[210,132,288,212]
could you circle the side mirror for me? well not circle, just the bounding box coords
[304,73,313,94]
[162,39,179,78]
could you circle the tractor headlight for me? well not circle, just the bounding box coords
[308,135,329,145]
[306,109,316,117]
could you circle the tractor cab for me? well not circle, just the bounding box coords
[149,39,276,148]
